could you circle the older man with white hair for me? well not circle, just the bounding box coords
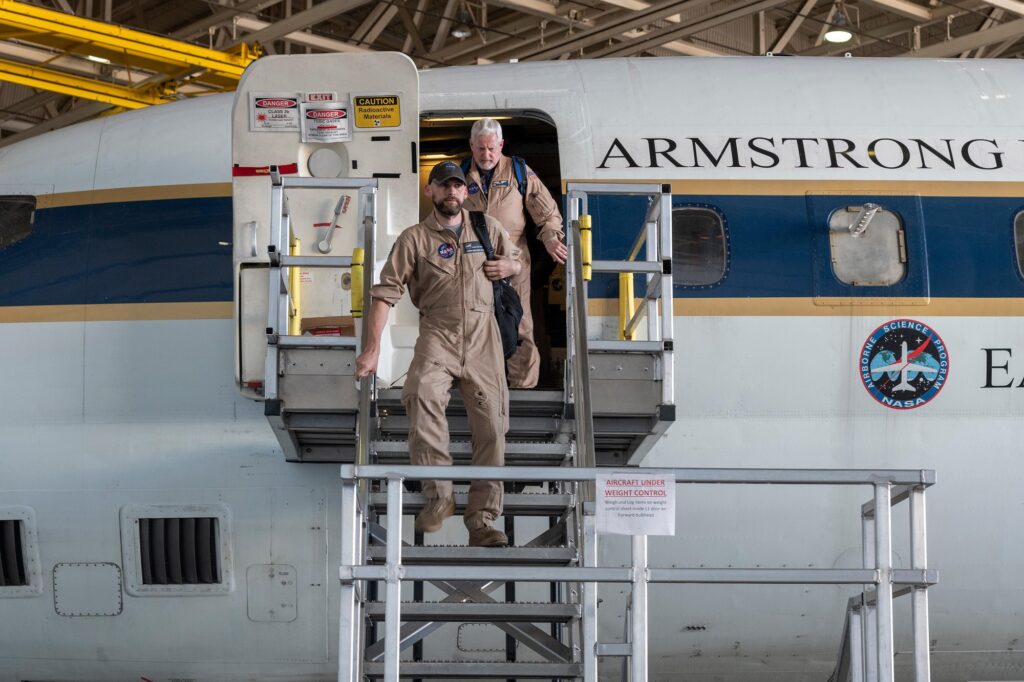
[462,117,567,389]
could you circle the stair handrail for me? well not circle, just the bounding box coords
[567,213,597,501]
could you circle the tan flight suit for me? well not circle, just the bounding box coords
[369,209,518,530]
[463,155,564,389]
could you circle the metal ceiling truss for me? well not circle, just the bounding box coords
[0,0,1022,142]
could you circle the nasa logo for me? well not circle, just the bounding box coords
[437,243,455,259]
[468,184,479,195]
[860,319,950,410]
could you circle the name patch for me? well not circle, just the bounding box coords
[491,180,510,188]
[464,242,485,254]
[437,243,456,259]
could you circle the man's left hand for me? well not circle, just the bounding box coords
[484,256,519,280]
[544,238,568,264]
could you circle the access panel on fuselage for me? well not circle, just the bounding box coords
[231,53,420,396]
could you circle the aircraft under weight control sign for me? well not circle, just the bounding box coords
[352,95,401,129]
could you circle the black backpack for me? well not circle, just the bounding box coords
[468,211,523,360]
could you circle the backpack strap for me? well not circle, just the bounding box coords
[511,155,528,199]
[460,157,473,175]
[468,211,495,260]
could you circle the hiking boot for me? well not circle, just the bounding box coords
[468,526,509,547]
[414,496,454,533]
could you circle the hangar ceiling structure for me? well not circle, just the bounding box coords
[0,0,1021,144]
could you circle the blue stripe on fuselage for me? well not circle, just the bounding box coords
[1,193,1022,307]
[0,197,233,306]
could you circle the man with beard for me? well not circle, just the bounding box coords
[355,161,521,547]
[463,117,567,389]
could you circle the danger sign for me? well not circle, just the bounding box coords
[300,102,350,143]
[352,94,401,129]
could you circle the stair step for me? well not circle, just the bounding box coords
[364,601,579,622]
[367,545,576,566]
[362,661,582,678]
[369,492,573,516]
[375,389,566,418]
[378,415,563,442]
[370,440,572,466]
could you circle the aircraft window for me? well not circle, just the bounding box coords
[671,206,727,286]
[0,519,28,587]
[828,204,906,286]
[1014,211,1024,279]
[0,195,35,249]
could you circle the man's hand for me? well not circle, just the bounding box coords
[544,237,568,264]
[483,256,519,281]
[355,347,379,379]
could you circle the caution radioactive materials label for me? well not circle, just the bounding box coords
[352,95,401,129]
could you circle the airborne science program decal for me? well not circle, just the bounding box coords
[860,319,949,410]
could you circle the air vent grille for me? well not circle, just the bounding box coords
[138,517,220,585]
[0,519,27,587]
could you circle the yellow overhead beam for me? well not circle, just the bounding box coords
[0,56,166,108]
[0,0,257,80]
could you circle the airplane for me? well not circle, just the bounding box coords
[870,340,939,393]
[1,52,1023,682]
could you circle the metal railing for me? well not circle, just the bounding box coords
[337,464,936,682]
[263,171,377,401]
[564,182,676,416]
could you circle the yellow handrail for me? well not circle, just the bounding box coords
[287,236,301,336]
[579,214,592,281]
[618,273,635,340]
[351,247,365,318]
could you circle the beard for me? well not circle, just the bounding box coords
[434,196,462,217]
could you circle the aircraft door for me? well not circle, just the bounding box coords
[806,193,930,305]
[231,53,420,399]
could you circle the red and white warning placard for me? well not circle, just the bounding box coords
[300,102,350,143]
[596,472,675,535]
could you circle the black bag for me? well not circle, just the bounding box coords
[469,211,523,360]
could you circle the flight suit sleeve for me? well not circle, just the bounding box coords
[524,165,565,245]
[369,232,416,306]
[485,216,521,262]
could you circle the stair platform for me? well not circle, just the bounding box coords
[370,440,572,467]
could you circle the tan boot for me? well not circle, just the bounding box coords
[415,496,454,533]
[468,526,508,547]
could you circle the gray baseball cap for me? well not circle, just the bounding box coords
[428,160,467,185]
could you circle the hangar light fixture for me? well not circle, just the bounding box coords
[824,3,854,43]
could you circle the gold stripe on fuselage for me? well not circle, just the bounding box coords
[563,178,1024,198]
[3,299,1023,323]
[0,302,233,323]
[36,182,232,209]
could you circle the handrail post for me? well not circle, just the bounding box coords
[630,535,649,682]
[338,473,360,682]
[862,507,879,682]
[850,602,865,682]
[384,476,404,682]
[582,506,599,682]
[874,483,895,682]
[910,487,931,682]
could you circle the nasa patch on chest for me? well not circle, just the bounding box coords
[860,318,949,410]
[437,242,456,259]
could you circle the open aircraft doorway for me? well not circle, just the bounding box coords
[419,112,566,389]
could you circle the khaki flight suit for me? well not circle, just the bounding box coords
[463,155,564,389]
[369,209,518,530]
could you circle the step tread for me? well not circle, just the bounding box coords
[364,601,579,622]
[368,492,573,515]
[367,545,575,565]
[362,661,582,678]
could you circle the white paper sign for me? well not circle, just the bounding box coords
[596,472,675,536]
[249,93,300,131]
[300,102,351,143]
